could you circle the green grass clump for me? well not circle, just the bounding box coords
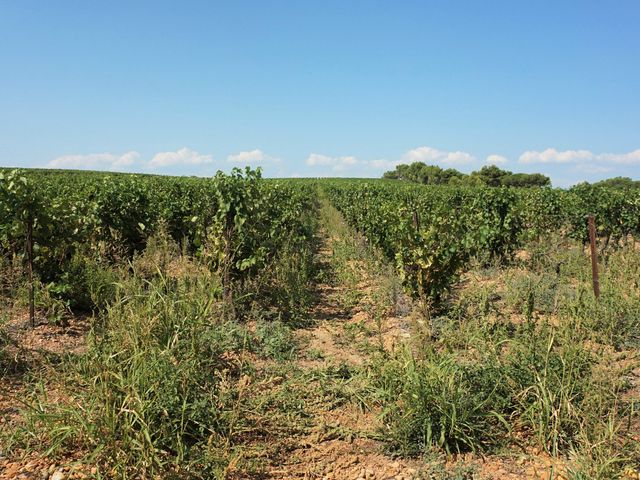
[375,324,620,459]
[375,348,510,455]
[13,267,249,478]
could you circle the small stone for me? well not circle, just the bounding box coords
[4,464,20,477]
[51,470,66,480]
[41,470,50,480]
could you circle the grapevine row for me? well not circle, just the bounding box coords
[323,180,640,304]
[0,167,316,312]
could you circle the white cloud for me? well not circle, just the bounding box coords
[519,148,593,164]
[227,149,280,164]
[47,151,140,170]
[519,148,640,167]
[113,151,139,168]
[445,151,476,165]
[306,153,337,166]
[369,159,401,170]
[149,147,213,168]
[402,146,476,165]
[342,156,358,165]
[596,149,640,165]
[306,153,363,171]
[402,146,443,163]
[485,154,508,165]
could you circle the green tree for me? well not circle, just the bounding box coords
[472,165,511,187]
[593,177,640,190]
[502,173,551,187]
[383,162,464,185]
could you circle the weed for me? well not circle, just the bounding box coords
[375,347,511,455]
[9,262,247,477]
[254,320,297,360]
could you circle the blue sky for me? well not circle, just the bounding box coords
[1,1,639,186]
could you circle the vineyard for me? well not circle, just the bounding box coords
[1,169,639,479]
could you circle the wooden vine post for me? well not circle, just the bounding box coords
[587,214,600,300]
[26,213,35,326]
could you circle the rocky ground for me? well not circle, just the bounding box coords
[1,312,91,479]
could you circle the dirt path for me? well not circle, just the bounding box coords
[257,201,430,479]
[295,229,373,368]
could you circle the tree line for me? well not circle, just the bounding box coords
[383,162,551,187]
